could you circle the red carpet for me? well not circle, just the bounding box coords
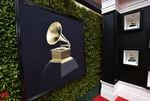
[115,96,128,101]
[92,95,109,101]
[92,95,128,101]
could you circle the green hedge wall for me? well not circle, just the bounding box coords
[0,0,102,100]
[0,0,21,100]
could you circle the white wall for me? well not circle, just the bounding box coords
[101,80,150,101]
[101,0,150,14]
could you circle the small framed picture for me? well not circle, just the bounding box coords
[124,12,141,31]
[147,71,150,88]
[148,40,150,49]
[123,50,139,66]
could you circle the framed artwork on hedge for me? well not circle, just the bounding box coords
[124,11,141,31]
[15,0,85,100]
[123,50,139,66]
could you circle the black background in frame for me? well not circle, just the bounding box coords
[123,10,143,32]
[15,0,86,100]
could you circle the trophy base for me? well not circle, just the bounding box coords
[50,56,74,63]
[42,57,79,79]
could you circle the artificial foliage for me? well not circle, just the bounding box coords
[0,0,102,100]
[0,0,21,100]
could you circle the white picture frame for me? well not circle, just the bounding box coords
[147,71,150,88]
[123,50,139,66]
[124,12,141,31]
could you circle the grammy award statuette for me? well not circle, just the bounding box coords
[42,22,79,79]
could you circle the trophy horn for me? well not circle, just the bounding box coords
[46,22,70,48]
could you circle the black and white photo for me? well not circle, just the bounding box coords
[123,50,139,66]
[124,12,141,31]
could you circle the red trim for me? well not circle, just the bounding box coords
[92,95,129,101]
[115,96,128,101]
[92,95,109,101]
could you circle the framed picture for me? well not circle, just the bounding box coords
[148,40,150,49]
[147,71,150,88]
[123,50,139,66]
[15,0,85,100]
[124,12,141,31]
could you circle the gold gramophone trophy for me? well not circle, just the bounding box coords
[42,22,79,79]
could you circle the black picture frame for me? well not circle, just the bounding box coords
[148,40,150,49]
[15,0,86,100]
[123,11,141,31]
[75,0,101,13]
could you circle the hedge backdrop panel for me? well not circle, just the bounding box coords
[0,0,102,100]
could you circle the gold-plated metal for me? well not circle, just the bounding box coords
[43,22,79,78]
[46,22,74,63]
[46,22,70,48]
[50,47,71,63]
[51,47,70,59]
